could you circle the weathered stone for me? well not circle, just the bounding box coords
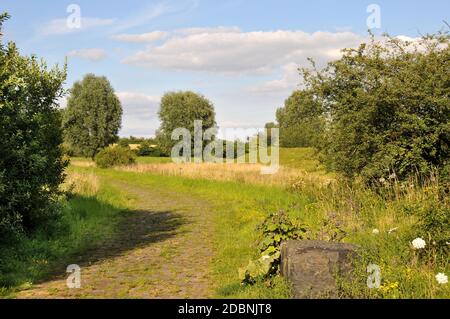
[280,240,357,299]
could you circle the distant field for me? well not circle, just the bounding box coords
[279,147,325,171]
[69,148,333,188]
[70,147,327,170]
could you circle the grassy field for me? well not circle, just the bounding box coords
[1,148,449,298]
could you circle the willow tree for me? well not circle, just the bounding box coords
[156,91,216,155]
[63,74,122,158]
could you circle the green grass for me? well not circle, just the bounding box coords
[135,156,172,164]
[0,178,131,298]
[91,167,302,298]
[2,148,449,299]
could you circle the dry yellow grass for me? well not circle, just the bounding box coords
[63,171,100,196]
[117,162,334,187]
[70,160,96,168]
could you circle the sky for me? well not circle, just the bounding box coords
[1,0,449,138]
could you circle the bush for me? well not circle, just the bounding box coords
[0,13,67,238]
[94,146,136,168]
[136,142,153,156]
[239,211,308,284]
[117,139,130,148]
[304,33,450,183]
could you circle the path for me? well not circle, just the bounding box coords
[16,178,215,299]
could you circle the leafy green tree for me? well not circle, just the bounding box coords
[63,74,122,158]
[276,90,325,148]
[156,91,216,154]
[0,13,67,237]
[304,33,450,182]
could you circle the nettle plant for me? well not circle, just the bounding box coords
[239,211,308,284]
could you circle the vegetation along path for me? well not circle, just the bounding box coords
[17,176,215,299]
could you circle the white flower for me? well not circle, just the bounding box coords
[411,237,426,250]
[372,229,380,235]
[435,273,448,285]
[379,177,386,183]
[388,227,398,234]
[261,255,271,261]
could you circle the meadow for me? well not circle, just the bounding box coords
[1,148,448,299]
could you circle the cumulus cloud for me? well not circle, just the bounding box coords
[175,26,241,35]
[116,91,161,137]
[122,29,365,75]
[67,48,107,61]
[248,63,301,94]
[39,17,115,36]
[112,31,168,43]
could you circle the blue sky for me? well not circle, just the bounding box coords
[1,0,449,137]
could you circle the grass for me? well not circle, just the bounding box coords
[135,156,173,164]
[1,148,449,299]
[0,169,131,297]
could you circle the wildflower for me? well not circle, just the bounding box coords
[372,229,380,235]
[411,237,426,250]
[388,227,398,234]
[435,273,448,285]
[379,177,386,183]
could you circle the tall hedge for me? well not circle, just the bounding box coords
[0,13,67,237]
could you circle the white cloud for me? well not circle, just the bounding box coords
[112,31,168,43]
[39,17,115,36]
[67,48,107,61]
[116,91,161,137]
[175,26,241,35]
[38,0,196,37]
[122,29,365,75]
[248,63,301,94]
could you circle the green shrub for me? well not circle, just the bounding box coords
[304,33,450,183]
[94,146,136,168]
[416,202,450,262]
[239,211,308,284]
[117,139,130,148]
[0,13,67,238]
[136,142,153,156]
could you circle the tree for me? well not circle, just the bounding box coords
[0,13,67,237]
[63,74,122,158]
[276,90,325,148]
[156,91,216,154]
[304,33,450,182]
